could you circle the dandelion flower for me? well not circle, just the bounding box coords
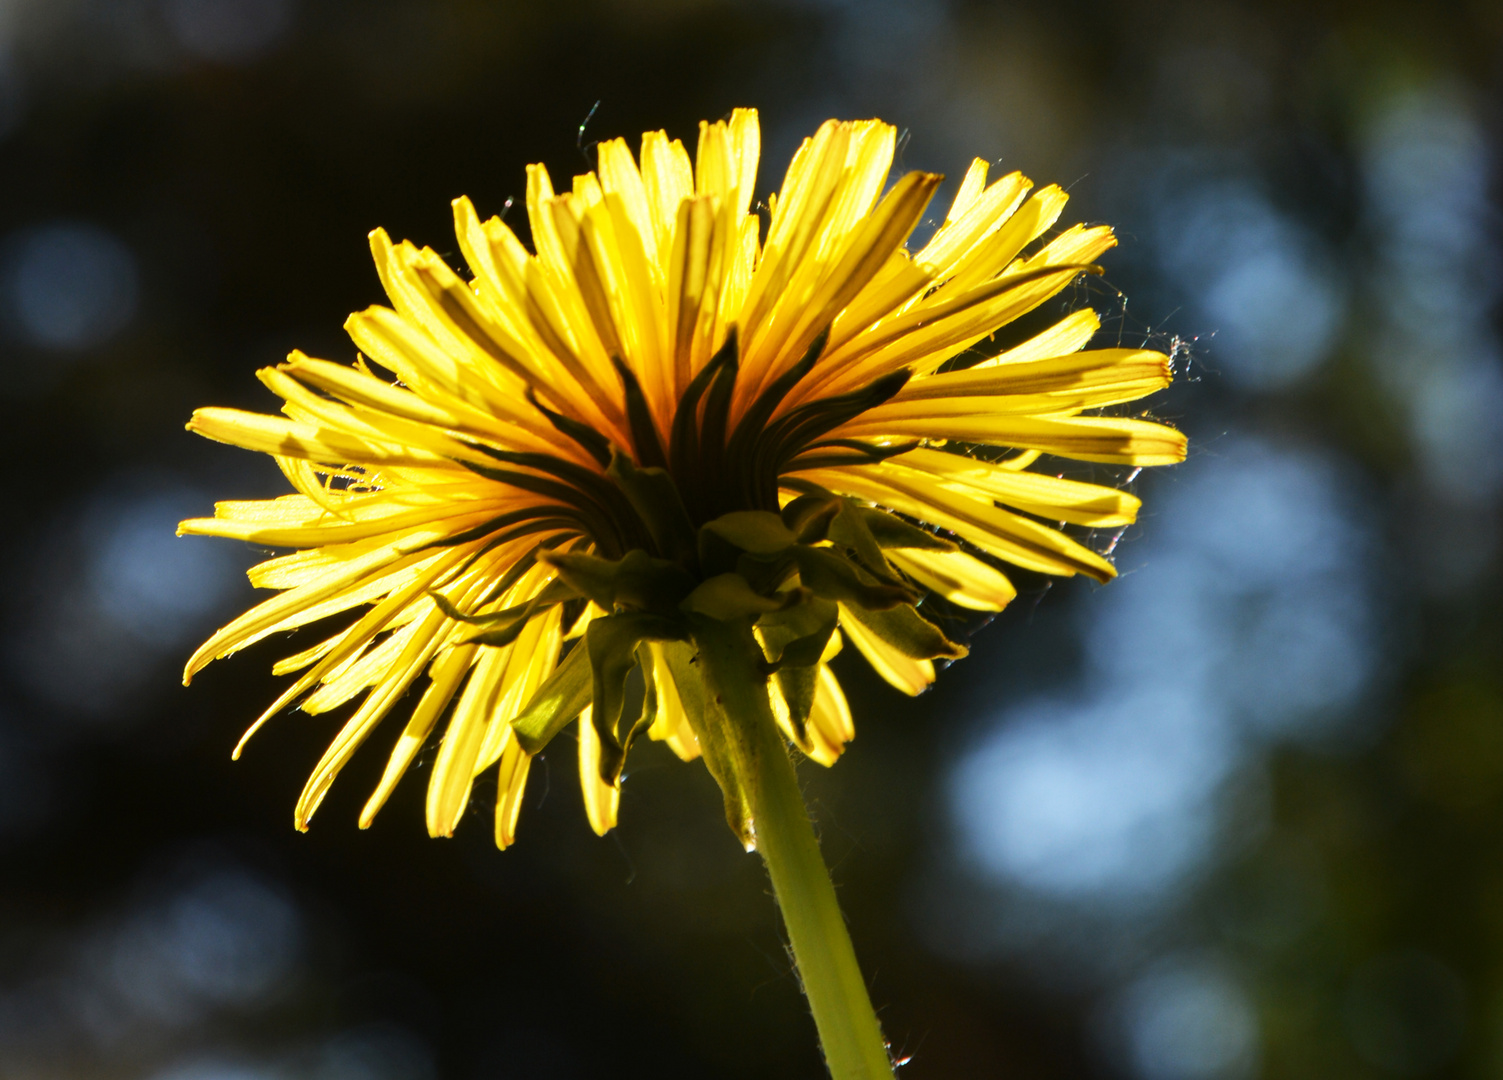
[182,110,1183,1079]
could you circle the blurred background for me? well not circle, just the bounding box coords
[1,0,1500,1077]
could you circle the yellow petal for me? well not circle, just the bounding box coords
[451,195,530,317]
[302,618,424,714]
[475,604,564,774]
[825,249,934,354]
[596,137,659,268]
[888,547,1017,610]
[187,407,451,471]
[726,108,761,220]
[891,349,1171,403]
[738,121,860,361]
[388,243,538,389]
[976,308,1100,368]
[741,123,897,393]
[839,605,935,696]
[938,183,1069,296]
[185,536,448,683]
[281,352,537,451]
[357,540,540,827]
[801,465,1118,582]
[739,170,942,416]
[645,642,701,762]
[577,705,619,836]
[583,194,671,433]
[640,129,694,268]
[425,643,511,838]
[805,665,856,764]
[665,195,724,396]
[294,604,450,831]
[917,170,1032,273]
[944,158,990,224]
[181,498,510,549]
[234,541,498,758]
[520,257,628,439]
[359,643,478,829]
[795,253,1113,406]
[892,448,1142,526]
[494,737,533,850]
[840,414,1189,466]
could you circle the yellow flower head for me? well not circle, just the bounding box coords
[181,110,1184,850]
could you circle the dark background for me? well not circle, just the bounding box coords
[2,1,1501,1077]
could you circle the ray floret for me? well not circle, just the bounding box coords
[182,109,1183,848]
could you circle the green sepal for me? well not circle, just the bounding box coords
[432,539,542,615]
[756,598,839,743]
[510,641,592,754]
[460,449,645,558]
[607,451,697,566]
[842,601,969,661]
[854,506,957,551]
[668,326,737,490]
[682,573,792,620]
[757,597,839,671]
[610,549,697,614]
[695,341,741,510]
[612,357,669,470]
[539,548,695,616]
[525,387,612,467]
[459,461,625,558]
[826,503,895,580]
[619,643,662,762]
[724,326,829,507]
[586,612,689,785]
[694,526,742,579]
[459,457,595,508]
[761,369,912,473]
[669,627,755,848]
[785,495,953,572]
[727,325,828,460]
[792,546,917,610]
[428,505,591,550]
[783,437,919,472]
[538,550,621,609]
[737,371,911,514]
[430,577,578,646]
[781,493,842,543]
[734,551,799,596]
[701,510,798,556]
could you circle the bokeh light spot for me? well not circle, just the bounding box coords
[1109,957,1259,1080]
[1,222,139,351]
[163,0,295,63]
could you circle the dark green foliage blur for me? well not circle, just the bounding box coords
[1,1,1500,1078]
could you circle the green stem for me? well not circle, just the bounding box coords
[694,617,895,1080]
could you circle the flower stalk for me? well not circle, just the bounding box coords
[694,616,895,1080]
